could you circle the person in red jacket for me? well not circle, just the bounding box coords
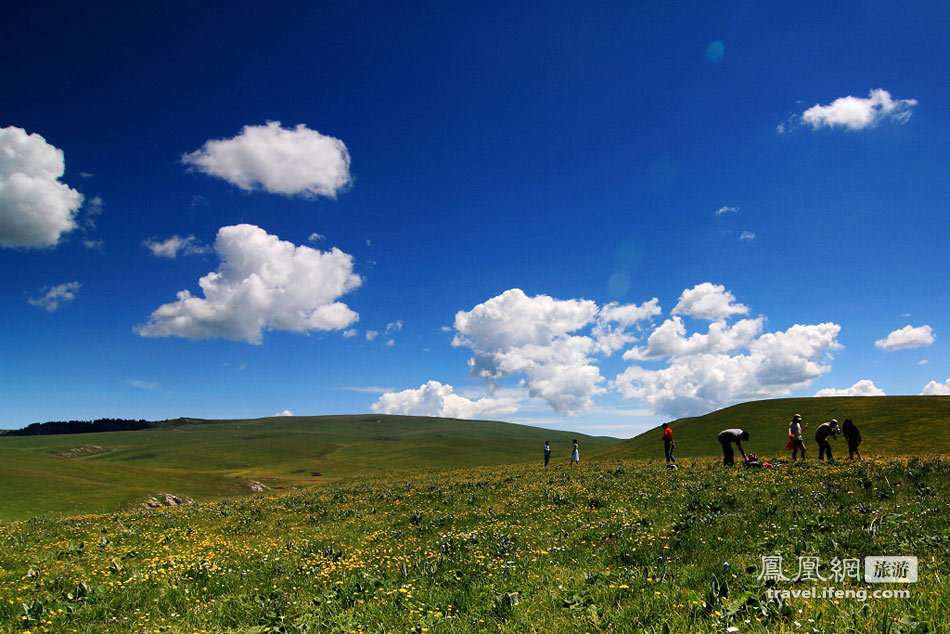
[662,422,675,465]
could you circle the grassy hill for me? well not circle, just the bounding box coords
[0,414,619,522]
[595,395,950,461]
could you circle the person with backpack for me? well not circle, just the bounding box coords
[662,422,675,465]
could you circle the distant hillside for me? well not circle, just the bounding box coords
[593,396,950,461]
[0,414,620,522]
[0,417,198,436]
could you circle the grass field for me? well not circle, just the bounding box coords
[1,456,947,633]
[0,415,620,522]
[596,396,950,462]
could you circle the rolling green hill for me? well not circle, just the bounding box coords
[0,414,619,522]
[595,395,950,461]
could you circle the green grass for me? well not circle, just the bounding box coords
[596,396,950,462]
[1,456,947,633]
[0,415,620,522]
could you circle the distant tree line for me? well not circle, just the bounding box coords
[1,418,169,436]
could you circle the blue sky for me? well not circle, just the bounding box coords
[2,2,948,436]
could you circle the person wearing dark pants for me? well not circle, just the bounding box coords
[662,423,675,465]
[717,429,749,466]
[815,419,840,462]
[842,419,863,460]
[543,441,551,468]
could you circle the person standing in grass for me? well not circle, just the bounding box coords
[544,440,551,468]
[842,418,863,460]
[717,429,748,466]
[570,439,579,466]
[789,414,807,462]
[662,422,675,465]
[815,419,840,462]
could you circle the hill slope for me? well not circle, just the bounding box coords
[594,396,950,461]
[0,414,619,521]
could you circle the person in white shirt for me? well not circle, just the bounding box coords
[717,428,749,466]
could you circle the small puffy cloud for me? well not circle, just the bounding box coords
[386,339,395,347]
[921,379,950,396]
[342,328,357,338]
[365,330,379,341]
[182,121,351,198]
[614,319,842,419]
[800,89,917,131]
[28,281,81,312]
[371,381,520,420]
[672,282,749,321]
[815,379,886,397]
[385,320,403,334]
[273,410,294,417]
[143,234,209,258]
[739,231,755,241]
[918,360,928,366]
[0,126,83,248]
[308,232,325,243]
[136,224,361,344]
[715,205,738,216]
[875,325,935,351]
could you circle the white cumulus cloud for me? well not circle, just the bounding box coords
[624,316,763,361]
[815,379,886,397]
[273,410,294,417]
[739,231,755,241]
[613,315,842,419]
[800,89,917,131]
[447,290,661,415]
[371,380,521,420]
[875,325,935,350]
[921,379,950,396]
[28,281,81,312]
[0,126,83,248]
[143,234,209,258]
[136,224,361,344]
[672,282,749,321]
[715,206,738,216]
[452,289,603,415]
[182,121,351,198]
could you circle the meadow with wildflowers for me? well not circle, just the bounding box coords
[2,456,948,633]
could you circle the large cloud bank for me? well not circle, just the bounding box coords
[0,126,83,248]
[182,122,351,198]
[375,283,844,420]
[137,224,361,344]
[449,289,660,416]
